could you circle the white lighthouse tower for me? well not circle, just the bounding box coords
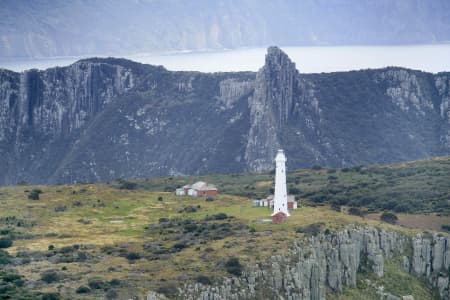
[272,149,290,217]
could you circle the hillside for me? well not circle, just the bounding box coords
[1,47,449,185]
[2,0,450,59]
[0,157,449,299]
[134,156,450,215]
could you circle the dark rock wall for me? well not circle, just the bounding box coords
[0,48,449,185]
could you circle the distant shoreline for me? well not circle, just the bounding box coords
[2,43,450,74]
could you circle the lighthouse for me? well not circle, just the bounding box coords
[272,149,290,217]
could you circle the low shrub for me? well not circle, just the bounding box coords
[105,289,118,299]
[126,252,141,260]
[0,237,13,248]
[196,275,212,285]
[225,257,243,276]
[2,273,21,283]
[41,293,61,300]
[88,278,105,289]
[348,207,363,216]
[172,242,188,251]
[76,286,91,294]
[330,203,341,212]
[0,249,11,264]
[59,245,75,254]
[0,229,11,235]
[41,270,59,283]
[205,213,227,221]
[156,284,177,297]
[178,206,198,213]
[296,223,324,236]
[109,278,121,286]
[380,212,398,224]
[118,181,137,190]
[28,189,42,200]
[289,187,301,194]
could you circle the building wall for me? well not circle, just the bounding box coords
[272,212,287,224]
[197,190,218,197]
[188,189,198,197]
[176,189,185,196]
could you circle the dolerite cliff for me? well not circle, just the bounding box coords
[0,47,449,184]
[177,227,450,300]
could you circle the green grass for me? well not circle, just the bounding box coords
[338,257,438,300]
[0,156,448,299]
[137,156,450,214]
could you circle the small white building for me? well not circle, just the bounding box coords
[253,194,298,210]
[187,188,198,197]
[252,200,261,207]
[175,181,218,197]
[175,188,186,196]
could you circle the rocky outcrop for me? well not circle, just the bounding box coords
[178,227,449,300]
[0,59,135,143]
[412,234,450,299]
[435,74,450,151]
[1,47,450,184]
[0,58,139,184]
[245,46,299,172]
[377,69,435,114]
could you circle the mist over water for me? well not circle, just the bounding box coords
[1,44,450,74]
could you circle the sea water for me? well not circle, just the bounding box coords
[1,44,450,74]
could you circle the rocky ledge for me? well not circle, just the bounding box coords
[170,226,449,300]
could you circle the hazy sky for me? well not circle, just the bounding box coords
[2,44,450,74]
[1,0,450,59]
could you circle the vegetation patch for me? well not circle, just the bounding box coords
[138,157,450,214]
[225,257,243,276]
[0,237,12,249]
[0,157,447,299]
[296,222,325,236]
[380,212,398,224]
[27,188,42,200]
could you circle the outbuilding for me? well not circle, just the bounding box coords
[175,181,218,197]
[272,212,287,224]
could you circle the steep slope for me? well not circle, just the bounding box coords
[180,227,450,300]
[0,47,449,185]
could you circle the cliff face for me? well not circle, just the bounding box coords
[178,227,450,300]
[435,74,450,151]
[245,46,299,172]
[0,59,139,184]
[0,48,449,185]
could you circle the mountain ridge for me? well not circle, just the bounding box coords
[0,47,449,185]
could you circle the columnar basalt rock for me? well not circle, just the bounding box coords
[244,46,299,172]
[435,75,450,151]
[217,78,254,109]
[412,234,450,299]
[1,48,450,185]
[177,227,449,300]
